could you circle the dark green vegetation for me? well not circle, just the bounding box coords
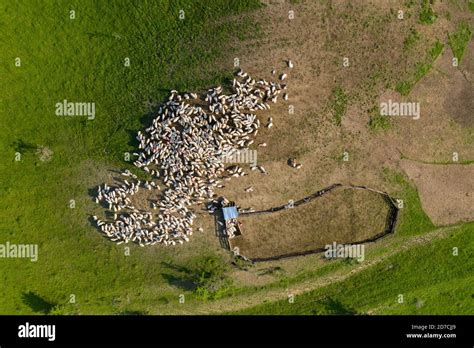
[381,169,435,237]
[403,28,420,51]
[0,0,261,314]
[165,254,233,301]
[233,222,474,315]
[448,22,472,63]
[396,40,444,95]
[368,115,391,131]
[470,1,474,12]
[328,87,348,126]
[368,106,391,132]
[419,0,437,25]
[397,3,473,96]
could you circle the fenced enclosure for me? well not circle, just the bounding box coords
[221,184,399,262]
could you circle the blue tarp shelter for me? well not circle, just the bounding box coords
[222,206,238,220]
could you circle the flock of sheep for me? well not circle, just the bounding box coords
[93,62,293,246]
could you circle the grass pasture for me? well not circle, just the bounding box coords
[233,222,474,315]
[395,39,444,96]
[448,21,472,63]
[0,0,261,314]
[1,0,473,316]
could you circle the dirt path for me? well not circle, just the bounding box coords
[157,225,456,314]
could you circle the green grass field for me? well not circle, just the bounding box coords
[0,0,261,314]
[1,0,472,316]
[448,21,472,63]
[329,86,348,126]
[396,39,444,96]
[232,222,474,315]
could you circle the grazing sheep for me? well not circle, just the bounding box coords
[92,66,289,246]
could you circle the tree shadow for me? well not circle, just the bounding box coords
[257,266,283,276]
[160,262,197,291]
[161,273,196,291]
[124,96,169,150]
[22,292,56,314]
[318,297,357,315]
[87,187,98,200]
[118,310,146,315]
[11,139,37,153]
[125,77,234,151]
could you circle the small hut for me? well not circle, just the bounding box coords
[221,206,242,238]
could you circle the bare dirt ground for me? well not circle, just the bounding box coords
[391,40,474,160]
[215,0,474,228]
[188,0,474,288]
[400,160,474,225]
[231,186,391,259]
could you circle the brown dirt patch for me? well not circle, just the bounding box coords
[230,186,391,260]
[208,0,474,268]
[213,0,474,211]
[400,160,474,225]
